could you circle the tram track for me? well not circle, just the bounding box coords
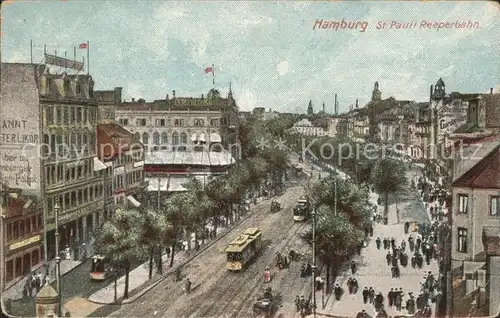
[190,212,309,317]
[170,186,308,318]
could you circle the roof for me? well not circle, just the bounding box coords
[452,145,500,188]
[97,123,142,159]
[146,176,206,192]
[145,150,235,166]
[225,229,262,253]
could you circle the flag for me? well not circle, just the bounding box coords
[204,66,213,74]
[79,43,88,49]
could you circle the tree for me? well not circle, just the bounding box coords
[140,208,168,278]
[94,209,145,299]
[371,158,407,217]
[164,192,192,267]
[305,205,364,291]
[312,174,372,228]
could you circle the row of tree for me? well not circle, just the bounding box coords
[94,116,295,299]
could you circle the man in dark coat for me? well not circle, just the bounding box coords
[362,287,369,304]
[376,237,381,249]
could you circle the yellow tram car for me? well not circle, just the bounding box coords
[225,227,263,271]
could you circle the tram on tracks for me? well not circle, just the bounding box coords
[90,255,111,280]
[293,196,311,222]
[225,227,263,271]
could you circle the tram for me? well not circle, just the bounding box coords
[90,255,110,280]
[225,227,263,271]
[293,196,310,222]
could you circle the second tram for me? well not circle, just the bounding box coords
[293,196,311,221]
[225,227,263,271]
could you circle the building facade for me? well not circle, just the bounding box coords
[0,63,106,262]
[96,123,146,213]
[1,188,44,289]
[115,88,239,154]
[95,87,123,124]
[292,118,327,137]
[449,145,500,316]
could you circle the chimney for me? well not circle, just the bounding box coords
[114,87,123,105]
[334,94,338,115]
[132,98,135,102]
[430,85,433,97]
[172,90,176,98]
[322,102,325,112]
[166,94,169,100]
[201,94,204,99]
[490,88,493,94]
[355,99,359,108]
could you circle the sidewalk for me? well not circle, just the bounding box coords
[3,241,95,301]
[317,190,439,317]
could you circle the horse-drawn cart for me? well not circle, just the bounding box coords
[253,287,279,317]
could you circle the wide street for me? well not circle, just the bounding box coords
[87,167,324,318]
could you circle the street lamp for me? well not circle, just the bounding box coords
[311,208,317,318]
[54,203,62,317]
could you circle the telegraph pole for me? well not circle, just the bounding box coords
[311,207,317,318]
[54,203,62,317]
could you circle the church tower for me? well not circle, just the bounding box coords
[371,81,382,102]
[307,100,314,115]
[433,78,445,99]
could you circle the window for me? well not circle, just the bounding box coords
[76,84,81,95]
[174,119,184,127]
[180,133,188,144]
[46,106,54,125]
[172,132,179,145]
[136,119,147,126]
[458,194,468,214]
[76,108,82,124]
[161,132,168,144]
[439,119,445,129]
[156,119,166,126]
[210,118,220,127]
[153,133,160,145]
[142,132,149,145]
[457,227,468,253]
[193,119,204,126]
[220,117,227,125]
[490,196,500,216]
[119,118,129,126]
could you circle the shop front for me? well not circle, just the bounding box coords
[4,234,44,288]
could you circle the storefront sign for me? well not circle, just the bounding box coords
[114,166,125,175]
[58,201,104,224]
[133,161,144,168]
[9,235,41,251]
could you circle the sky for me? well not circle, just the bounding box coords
[1,0,499,113]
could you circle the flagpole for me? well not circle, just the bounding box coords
[64,51,67,72]
[30,39,33,64]
[87,41,90,75]
[74,47,76,70]
[212,64,215,89]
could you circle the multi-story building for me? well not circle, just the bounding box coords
[326,116,343,138]
[292,118,327,137]
[448,144,500,316]
[115,88,239,154]
[95,87,123,124]
[0,63,105,261]
[376,100,416,155]
[1,187,44,290]
[96,123,146,213]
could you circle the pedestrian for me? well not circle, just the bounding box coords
[395,292,402,311]
[388,288,394,307]
[351,261,356,275]
[300,295,306,313]
[383,238,388,249]
[356,309,366,318]
[386,252,391,266]
[352,278,359,294]
[391,238,396,249]
[369,287,375,304]
[295,295,301,312]
[369,225,373,237]
[347,278,353,294]
[334,284,342,300]
[35,273,42,293]
[376,237,381,250]
[362,287,369,304]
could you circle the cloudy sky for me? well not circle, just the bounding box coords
[2,1,499,113]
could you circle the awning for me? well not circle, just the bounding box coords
[463,261,485,275]
[199,133,206,142]
[209,133,221,143]
[127,195,141,207]
[191,133,197,142]
[23,199,33,210]
[146,176,206,192]
[93,157,107,171]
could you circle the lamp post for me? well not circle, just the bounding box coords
[311,208,317,318]
[54,203,62,317]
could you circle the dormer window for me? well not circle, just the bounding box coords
[46,78,52,93]
[76,84,81,95]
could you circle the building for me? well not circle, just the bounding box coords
[482,225,500,316]
[1,187,44,289]
[96,123,146,216]
[292,118,327,137]
[449,145,500,316]
[326,116,343,138]
[144,150,235,204]
[376,100,417,154]
[94,87,123,124]
[0,63,105,261]
[115,88,239,154]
